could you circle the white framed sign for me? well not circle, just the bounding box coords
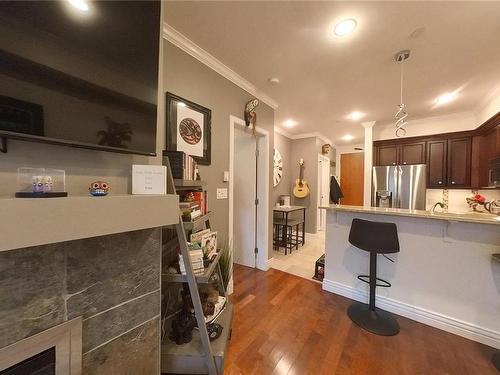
[132,165,166,195]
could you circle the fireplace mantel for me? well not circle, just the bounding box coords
[1,194,179,252]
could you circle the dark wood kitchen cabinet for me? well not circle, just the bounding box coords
[376,145,399,165]
[447,137,471,187]
[427,140,447,187]
[400,142,426,165]
[375,135,472,188]
[375,142,425,166]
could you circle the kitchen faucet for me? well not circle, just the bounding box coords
[431,202,445,213]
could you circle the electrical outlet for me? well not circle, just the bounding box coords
[216,188,228,200]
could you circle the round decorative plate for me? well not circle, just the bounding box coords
[273,148,283,187]
[179,118,202,145]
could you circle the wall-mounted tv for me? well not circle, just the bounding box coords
[0,1,160,156]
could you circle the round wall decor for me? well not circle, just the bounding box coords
[273,148,283,187]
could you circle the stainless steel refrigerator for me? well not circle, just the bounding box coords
[372,165,427,210]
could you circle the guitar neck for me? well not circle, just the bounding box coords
[299,162,304,183]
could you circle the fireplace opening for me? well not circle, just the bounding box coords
[0,347,55,375]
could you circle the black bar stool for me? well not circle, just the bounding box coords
[347,218,400,336]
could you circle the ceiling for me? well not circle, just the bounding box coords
[165,1,500,144]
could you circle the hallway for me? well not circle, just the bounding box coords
[271,231,325,282]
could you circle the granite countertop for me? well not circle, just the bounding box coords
[320,205,500,225]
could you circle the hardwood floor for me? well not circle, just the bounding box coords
[225,265,498,375]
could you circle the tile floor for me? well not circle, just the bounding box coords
[270,230,325,282]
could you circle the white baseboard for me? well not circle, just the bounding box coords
[264,257,276,271]
[322,279,500,349]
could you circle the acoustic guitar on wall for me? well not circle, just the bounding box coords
[293,158,310,198]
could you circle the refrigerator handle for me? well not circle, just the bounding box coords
[392,166,398,208]
[397,166,403,208]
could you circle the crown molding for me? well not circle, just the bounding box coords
[163,23,279,110]
[273,128,333,146]
[273,126,293,139]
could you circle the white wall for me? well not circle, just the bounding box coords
[373,112,477,141]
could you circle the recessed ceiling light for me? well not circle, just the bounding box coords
[268,77,280,85]
[283,119,297,128]
[334,19,357,37]
[68,0,89,11]
[434,91,458,106]
[348,111,365,120]
[341,134,355,141]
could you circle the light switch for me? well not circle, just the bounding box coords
[216,188,228,199]
[223,171,230,182]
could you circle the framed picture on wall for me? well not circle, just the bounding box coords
[166,92,211,165]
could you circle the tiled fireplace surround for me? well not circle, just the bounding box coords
[0,228,162,374]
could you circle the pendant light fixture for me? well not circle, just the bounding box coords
[394,50,410,137]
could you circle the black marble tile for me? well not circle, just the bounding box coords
[0,244,65,348]
[65,228,161,319]
[82,290,160,353]
[82,317,160,375]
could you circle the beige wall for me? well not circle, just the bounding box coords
[163,40,275,252]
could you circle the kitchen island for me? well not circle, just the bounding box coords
[321,205,500,349]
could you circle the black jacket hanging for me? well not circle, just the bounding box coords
[330,176,344,204]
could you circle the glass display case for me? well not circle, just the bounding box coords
[16,168,67,198]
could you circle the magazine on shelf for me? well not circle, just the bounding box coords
[201,231,217,260]
[190,229,211,245]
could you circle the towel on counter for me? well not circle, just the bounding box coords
[330,176,343,204]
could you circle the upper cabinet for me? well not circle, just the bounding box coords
[375,135,471,188]
[400,142,426,165]
[447,138,471,187]
[376,145,399,166]
[427,140,447,187]
[375,142,425,166]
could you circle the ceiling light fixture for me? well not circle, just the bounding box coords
[268,77,280,85]
[68,0,89,12]
[283,119,297,128]
[341,134,354,141]
[434,91,458,106]
[394,49,411,137]
[177,102,187,107]
[334,19,357,37]
[348,111,365,121]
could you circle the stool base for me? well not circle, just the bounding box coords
[347,302,400,336]
[493,352,500,371]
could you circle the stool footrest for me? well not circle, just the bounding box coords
[357,275,391,288]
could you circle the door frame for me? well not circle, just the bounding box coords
[317,154,330,231]
[229,115,270,271]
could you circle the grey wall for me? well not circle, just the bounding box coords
[0,229,161,375]
[272,132,293,206]
[290,137,321,234]
[162,40,275,256]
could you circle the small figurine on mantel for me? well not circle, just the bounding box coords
[89,181,110,196]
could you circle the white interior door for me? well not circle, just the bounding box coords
[317,155,330,231]
[233,127,257,267]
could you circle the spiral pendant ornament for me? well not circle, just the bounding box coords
[394,50,410,137]
[395,103,408,137]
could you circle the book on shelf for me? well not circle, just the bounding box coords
[163,151,199,180]
[179,190,208,216]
